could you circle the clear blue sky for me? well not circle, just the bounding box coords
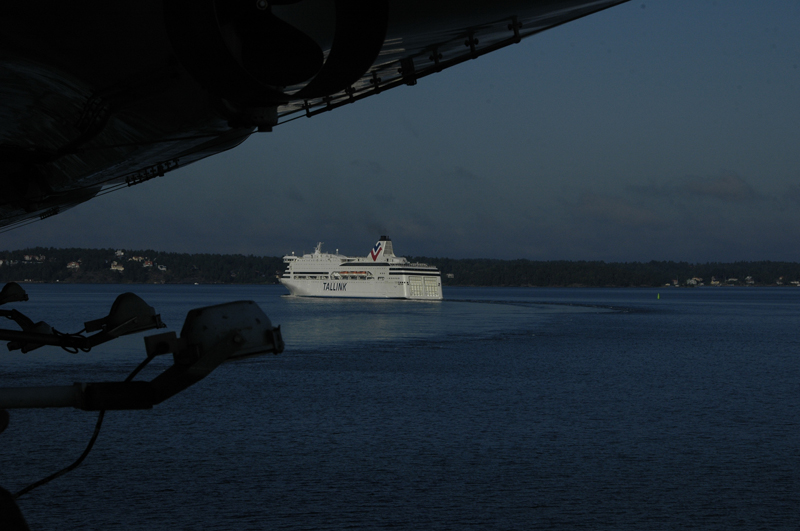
[4,0,800,261]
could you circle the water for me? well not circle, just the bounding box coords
[1,285,798,529]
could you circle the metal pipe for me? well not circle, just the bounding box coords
[0,385,83,409]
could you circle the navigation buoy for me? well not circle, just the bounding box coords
[657,293,660,299]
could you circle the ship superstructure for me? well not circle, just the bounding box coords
[280,236,442,299]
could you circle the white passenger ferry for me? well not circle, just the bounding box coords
[280,236,442,299]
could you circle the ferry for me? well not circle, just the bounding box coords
[279,236,442,299]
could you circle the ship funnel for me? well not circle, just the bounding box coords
[380,236,395,257]
[368,236,393,261]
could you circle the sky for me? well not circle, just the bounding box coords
[3,0,800,262]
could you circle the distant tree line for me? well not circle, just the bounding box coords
[410,257,800,287]
[0,247,285,285]
[1,247,799,287]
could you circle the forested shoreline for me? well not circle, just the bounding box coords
[2,247,800,287]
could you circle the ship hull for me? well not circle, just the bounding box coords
[280,275,442,300]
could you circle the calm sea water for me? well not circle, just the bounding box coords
[1,285,798,530]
